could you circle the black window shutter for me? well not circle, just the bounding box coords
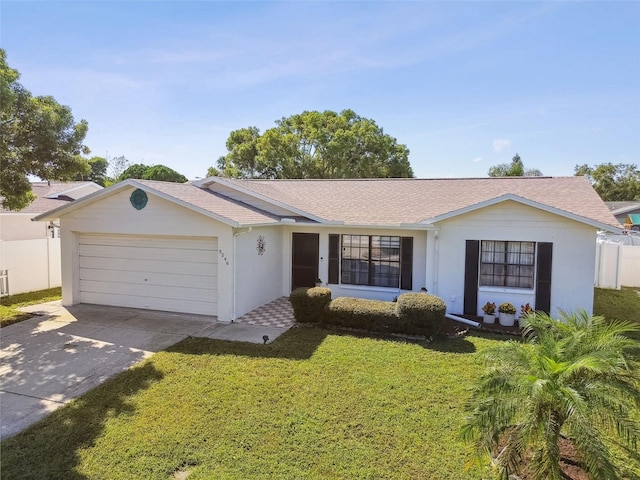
[535,243,553,313]
[400,237,413,290]
[328,234,339,284]
[464,240,480,315]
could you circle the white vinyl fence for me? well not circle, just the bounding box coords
[595,242,640,289]
[0,238,61,296]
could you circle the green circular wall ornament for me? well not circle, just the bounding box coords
[130,189,148,210]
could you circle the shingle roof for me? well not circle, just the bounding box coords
[605,201,640,215]
[219,176,620,229]
[1,182,100,214]
[134,180,283,226]
[34,176,621,231]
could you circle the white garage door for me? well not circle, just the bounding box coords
[78,234,218,316]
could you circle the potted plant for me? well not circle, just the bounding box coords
[481,302,496,324]
[520,303,533,318]
[498,302,516,326]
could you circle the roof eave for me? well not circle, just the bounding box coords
[424,194,623,233]
[197,176,328,224]
[44,181,103,199]
[611,205,640,215]
[34,180,241,228]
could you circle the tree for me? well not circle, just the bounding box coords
[574,163,640,201]
[118,163,187,183]
[488,153,543,177]
[206,165,221,177]
[462,311,640,480]
[213,109,413,179]
[142,165,188,183]
[118,163,149,181]
[74,156,108,186]
[107,155,130,184]
[0,48,89,210]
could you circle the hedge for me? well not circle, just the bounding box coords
[326,297,398,332]
[290,288,448,337]
[396,292,446,337]
[290,287,332,323]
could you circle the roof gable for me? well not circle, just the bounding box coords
[34,180,282,227]
[427,194,622,232]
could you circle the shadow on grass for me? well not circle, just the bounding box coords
[173,325,478,358]
[168,326,330,360]
[0,362,163,480]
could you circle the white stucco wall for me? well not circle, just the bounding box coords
[233,226,285,318]
[59,187,234,321]
[433,200,597,317]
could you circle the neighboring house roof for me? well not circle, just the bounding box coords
[1,181,103,214]
[35,176,622,232]
[605,201,640,216]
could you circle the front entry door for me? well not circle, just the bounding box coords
[292,233,319,290]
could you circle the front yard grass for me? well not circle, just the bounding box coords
[0,287,61,327]
[594,286,640,326]
[1,287,637,479]
[1,328,500,479]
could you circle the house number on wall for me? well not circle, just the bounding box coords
[256,235,266,255]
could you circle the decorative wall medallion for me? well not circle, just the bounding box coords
[256,235,266,255]
[130,189,148,210]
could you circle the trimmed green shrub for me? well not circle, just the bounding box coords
[326,297,398,331]
[396,293,446,337]
[290,287,332,323]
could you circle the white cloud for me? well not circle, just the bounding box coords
[493,138,512,153]
[472,156,483,163]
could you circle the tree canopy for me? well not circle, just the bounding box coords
[118,163,188,183]
[213,109,413,179]
[74,156,108,186]
[574,163,640,201]
[0,48,89,210]
[488,153,543,177]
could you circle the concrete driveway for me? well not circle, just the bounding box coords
[0,302,289,440]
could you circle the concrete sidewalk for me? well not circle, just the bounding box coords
[0,302,289,440]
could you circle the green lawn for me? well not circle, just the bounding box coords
[1,329,499,479]
[594,286,640,325]
[0,287,61,327]
[1,287,638,479]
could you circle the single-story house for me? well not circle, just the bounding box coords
[35,176,621,322]
[1,181,103,241]
[1,181,103,295]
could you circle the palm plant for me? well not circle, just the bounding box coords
[461,310,640,479]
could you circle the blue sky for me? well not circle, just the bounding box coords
[2,1,639,180]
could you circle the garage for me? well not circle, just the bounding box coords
[78,234,218,315]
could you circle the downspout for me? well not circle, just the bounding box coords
[445,313,480,328]
[432,228,440,296]
[232,227,252,321]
